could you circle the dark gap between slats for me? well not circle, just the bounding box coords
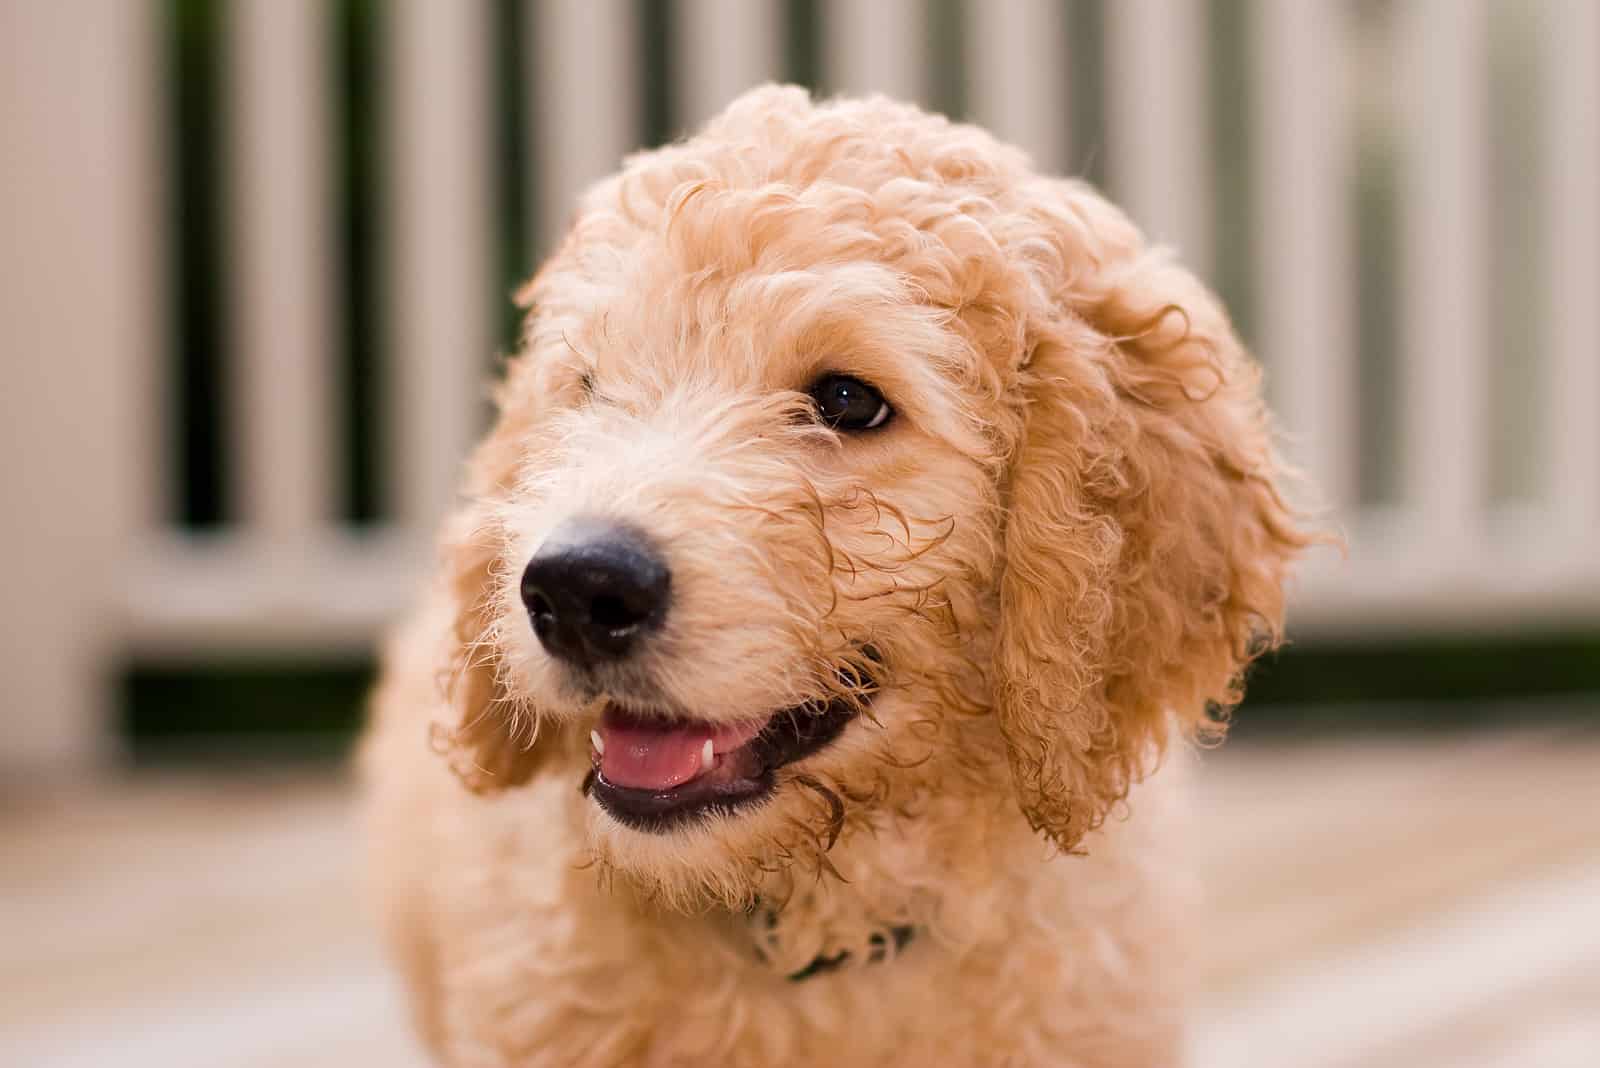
[333,0,386,524]
[637,0,678,148]
[1065,0,1108,190]
[1207,0,1256,347]
[168,0,230,529]
[928,0,966,121]
[495,0,537,354]
[784,0,823,94]
[1353,3,1402,508]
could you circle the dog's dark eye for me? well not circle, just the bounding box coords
[809,374,891,432]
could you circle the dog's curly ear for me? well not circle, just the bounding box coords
[430,503,550,795]
[430,316,565,794]
[994,181,1309,852]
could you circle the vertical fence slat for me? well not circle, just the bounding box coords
[229,0,334,536]
[531,0,638,255]
[0,0,159,772]
[675,0,782,133]
[963,0,1069,174]
[1398,0,1488,552]
[10,0,1595,681]
[388,0,494,527]
[1103,0,1213,272]
[1252,0,1356,510]
[1541,0,1600,537]
[822,0,926,103]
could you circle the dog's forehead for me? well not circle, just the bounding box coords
[515,239,997,460]
[549,251,959,394]
[550,207,1009,395]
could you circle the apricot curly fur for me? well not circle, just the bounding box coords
[362,86,1308,1067]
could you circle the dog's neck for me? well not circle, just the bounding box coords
[740,886,924,981]
[774,920,919,982]
[731,786,1031,980]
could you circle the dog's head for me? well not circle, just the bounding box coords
[434,87,1305,906]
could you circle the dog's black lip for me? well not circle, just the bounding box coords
[589,658,875,834]
[590,766,777,832]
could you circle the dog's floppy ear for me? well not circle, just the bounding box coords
[994,181,1308,851]
[431,500,549,794]
[431,301,566,794]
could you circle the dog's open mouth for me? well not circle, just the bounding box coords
[585,664,875,833]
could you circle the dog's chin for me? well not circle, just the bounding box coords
[580,771,803,907]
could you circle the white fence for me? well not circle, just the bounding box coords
[3,0,1597,773]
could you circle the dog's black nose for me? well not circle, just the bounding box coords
[520,519,670,666]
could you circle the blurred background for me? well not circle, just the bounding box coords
[2,1,1596,1066]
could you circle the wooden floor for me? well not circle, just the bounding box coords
[4,722,1598,1068]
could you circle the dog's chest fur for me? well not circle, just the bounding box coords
[378,755,1191,1068]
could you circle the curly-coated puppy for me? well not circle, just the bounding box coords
[363,86,1305,1067]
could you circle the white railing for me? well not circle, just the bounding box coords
[3,0,1597,772]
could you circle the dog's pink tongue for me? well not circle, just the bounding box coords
[597,711,769,791]
[598,718,710,790]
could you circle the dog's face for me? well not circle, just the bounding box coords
[436,89,1304,908]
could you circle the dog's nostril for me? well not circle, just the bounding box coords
[527,591,557,636]
[589,593,639,631]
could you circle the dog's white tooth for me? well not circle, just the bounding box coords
[590,730,605,756]
[701,739,714,771]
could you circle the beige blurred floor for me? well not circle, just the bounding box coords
[4,722,1598,1068]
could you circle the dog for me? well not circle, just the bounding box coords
[362,86,1306,1067]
